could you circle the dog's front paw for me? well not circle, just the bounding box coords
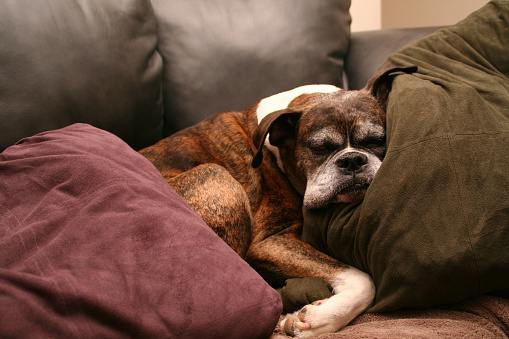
[281,299,336,338]
[281,267,375,338]
[281,300,353,338]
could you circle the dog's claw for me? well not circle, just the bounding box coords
[295,321,311,331]
[283,315,296,336]
[281,308,313,337]
[282,312,311,336]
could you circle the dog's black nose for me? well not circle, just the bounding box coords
[337,153,368,172]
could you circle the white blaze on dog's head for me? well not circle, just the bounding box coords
[256,85,342,171]
[256,84,342,124]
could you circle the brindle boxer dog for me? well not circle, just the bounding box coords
[140,62,416,337]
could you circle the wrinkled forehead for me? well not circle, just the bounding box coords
[297,91,386,137]
[256,84,342,124]
[302,91,385,122]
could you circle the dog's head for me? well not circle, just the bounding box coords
[252,63,416,209]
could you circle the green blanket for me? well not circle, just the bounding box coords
[302,0,509,312]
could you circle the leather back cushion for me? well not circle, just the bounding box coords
[345,26,443,90]
[0,0,163,151]
[151,0,352,135]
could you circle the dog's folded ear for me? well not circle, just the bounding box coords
[363,62,418,110]
[252,109,301,168]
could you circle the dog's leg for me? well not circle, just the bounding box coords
[248,235,375,337]
[280,266,375,338]
[167,164,252,259]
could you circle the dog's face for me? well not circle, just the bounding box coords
[255,90,386,209]
[252,63,416,209]
[288,91,385,209]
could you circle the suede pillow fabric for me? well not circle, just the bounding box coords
[0,0,163,151]
[302,0,509,312]
[151,0,352,135]
[0,124,281,338]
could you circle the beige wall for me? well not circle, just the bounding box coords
[350,0,489,32]
[382,0,489,29]
[350,0,381,32]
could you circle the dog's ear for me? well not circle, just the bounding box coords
[252,109,301,168]
[363,61,417,110]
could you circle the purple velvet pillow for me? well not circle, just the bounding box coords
[0,124,281,338]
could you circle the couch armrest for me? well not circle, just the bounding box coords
[344,26,445,90]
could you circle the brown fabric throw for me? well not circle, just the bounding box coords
[271,295,509,338]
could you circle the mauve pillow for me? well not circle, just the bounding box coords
[0,124,281,338]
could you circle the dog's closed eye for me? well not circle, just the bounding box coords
[307,140,341,156]
[357,136,386,148]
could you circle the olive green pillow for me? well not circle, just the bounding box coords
[302,0,509,312]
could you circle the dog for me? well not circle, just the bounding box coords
[139,62,416,337]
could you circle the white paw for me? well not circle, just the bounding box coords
[281,267,375,338]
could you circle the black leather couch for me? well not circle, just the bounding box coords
[0,0,440,152]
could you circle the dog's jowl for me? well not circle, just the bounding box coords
[140,62,416,337]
